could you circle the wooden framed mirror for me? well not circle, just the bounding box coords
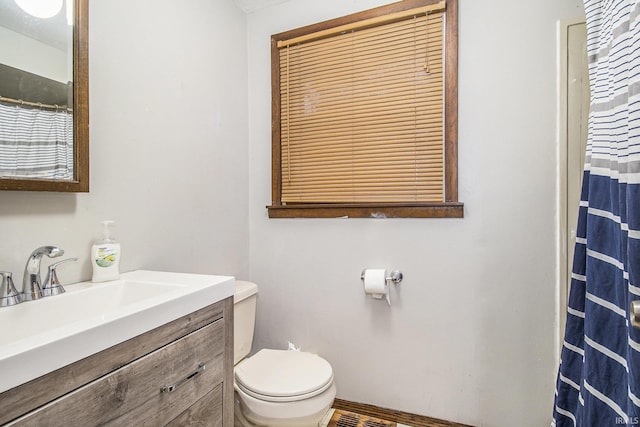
[0,0,88,192]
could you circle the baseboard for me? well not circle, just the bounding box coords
[332,398,475,427]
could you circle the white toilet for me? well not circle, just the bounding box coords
[233,281,336,427]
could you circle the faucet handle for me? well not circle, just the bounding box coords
[0,271,22,307]
[42,258,78,297]
[22,245,65,301]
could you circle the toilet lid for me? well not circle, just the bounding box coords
[234,349,334,402]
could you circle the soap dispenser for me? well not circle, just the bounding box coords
[91,220,121,282]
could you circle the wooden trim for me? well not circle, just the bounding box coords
[268,202,463,218]
[73,0,90,192]
[444,0,458,202]
[271,36,283,206]
[333,398,476,427]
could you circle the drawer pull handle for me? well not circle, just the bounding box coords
[161,362,206,393]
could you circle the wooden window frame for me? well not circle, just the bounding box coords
[268,0,462,219]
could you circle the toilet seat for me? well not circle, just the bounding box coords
[235,349,334,403]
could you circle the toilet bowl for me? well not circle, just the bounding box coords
[233,281,336,426]
[234,349,336,426]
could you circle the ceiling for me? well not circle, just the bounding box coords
[0,0,70,51]
[233,0,292,13]
[0,0,289,50]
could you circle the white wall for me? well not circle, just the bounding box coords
[0,0,249,286]
[247,1,584,426]
[0,26,69,82]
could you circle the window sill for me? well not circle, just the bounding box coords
[267,202,464,219]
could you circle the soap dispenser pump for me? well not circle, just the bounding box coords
[91,220,121,282]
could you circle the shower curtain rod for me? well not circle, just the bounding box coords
[0,95,72,112]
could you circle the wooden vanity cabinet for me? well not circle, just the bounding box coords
[0,297,234,426]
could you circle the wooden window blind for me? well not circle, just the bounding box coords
[269,0,462,218]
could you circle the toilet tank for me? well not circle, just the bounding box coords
[233,281,258,365]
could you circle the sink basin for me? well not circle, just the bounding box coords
[0,270,234,393]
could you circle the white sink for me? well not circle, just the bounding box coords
[0,270,234,393]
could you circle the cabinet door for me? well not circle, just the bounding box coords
[10,319,224,426]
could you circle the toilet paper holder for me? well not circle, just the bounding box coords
[360,269,403,285]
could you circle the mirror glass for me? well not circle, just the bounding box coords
[0,0,88,192]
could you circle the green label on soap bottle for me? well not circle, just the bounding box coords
[95,246,117,267]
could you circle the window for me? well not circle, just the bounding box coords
[268,0,462,218]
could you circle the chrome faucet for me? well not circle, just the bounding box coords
[21,246,64,301]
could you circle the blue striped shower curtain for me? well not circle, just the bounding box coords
[553,0,640,426]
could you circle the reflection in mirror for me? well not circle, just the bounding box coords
[0,0,88,192]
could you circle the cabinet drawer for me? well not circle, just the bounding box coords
[11,319,224,426]
[167,383,223,427]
